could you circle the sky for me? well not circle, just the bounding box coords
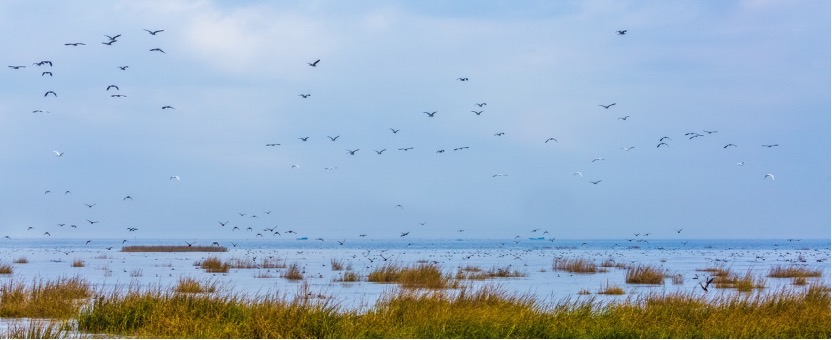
[0,0,829,240]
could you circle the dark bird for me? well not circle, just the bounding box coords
[328,135,340,141]
[724,144,737,148]
[676,228,683,233]
[144,29,164,35]
[375,149,386,155]
[8,65,25,69]
[453,146,469,151]
[106,85,119,91]
[398,147,414,151]
[471,110,483,115]
[44,232,51,236]
[589,180,602,184]
[698,277,715,292]
[307,59,320,67]
[761,144,779,148]
[494,132,505,136]
[423,111,437,117]
[266,143,280,146]
[42,71,52,76]
[475,102,487,107]
[492,174,508,177]
[86,219,99,224]
[44,91,57,97]
[400,232,410,237]
[27,227,35,230]
[657,142,669,148]
[299,94,311,98]
[617,30,627,35]
[298,137,310,142]
[659,136,672,142]
[127,227,138,232]
[618,116,630,120]
[598,103,616,109]
[389,128,400,134]
[106,33,121,40]
[703,130,718,134]
[545,138,558,143]
[185,241,194,247]
[118,66,129,70]
[337,240,345,245]
[394,204,404,210]
[212,241,220,246]
[149,48,165,53]
[85,203,96,208]
[359,234,367,237]
[64,43,86,46]
[436,149,445,153]
[218,221,228,227]
[457,77,468,81]
[111,94,127,98]
[101,40,116,46]
[346,149,359,155]
[161,105,175,109]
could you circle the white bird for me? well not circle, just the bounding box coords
[621,146,635,151]
[573,172,583,178]
[764,174,774,180]
[170,176,180,181]
[52,150,64,157]
[736,162,745,166]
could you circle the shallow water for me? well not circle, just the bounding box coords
[0,238,828,313]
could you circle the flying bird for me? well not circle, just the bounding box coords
[266,143,280,146]
[400,232,410,237]
[170,176,180,181]
[298,137,310,142]
[545,138,558,143]
[299,94,311,98]
[492,174,508,177]
[307,59,320,67]
[42,71,52,76]
[44,91,57,97]
[143,29,164,35]
[346,149,359,155]
[327,135,340,141]
[52,150,64,157]
[398,147,414,151]
[471,110,483,115]
[657,142,669,148]
[161,106,175,109]
[374,149,386,154]
[494,132,505,136]
[573,172,583,177]
[598,103,616,109]
[618,116,630,120]
[761,144,779,148]
[118,66,129,70]
[123,196,133,200]
[86,219,99,224]
[149,48,165,53]
[106,85,119,91]
[621,146,635,151]
[764,174,774,180]
[64,43,86,46]
[423,111,437,117]
[589,180,602,184]
[457,77,469,81]
[698,277,715,292]
[475,103,487,107]
[389,128,400,134]
[617,30,627,35]
[723,144,737,148]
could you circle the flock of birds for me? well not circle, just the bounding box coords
[5,26,784,251]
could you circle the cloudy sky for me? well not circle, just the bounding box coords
[0,0,828,240]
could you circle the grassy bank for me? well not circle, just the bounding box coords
[1,274,829,338]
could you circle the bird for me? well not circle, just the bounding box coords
[453,146,469,151]
[266,143,280,146]
[111,94,127,98]
[162,106,175,110]
[475,102,487,107]
[53,150,64,157]
[657,142,670,148]
[573,172,583,177]
[44,232,51,236]
[492,174,508,177]
[676,228,683,233]
[659,136,672,142]
[299,94,311,98]
[621,146,635,151]
[307,59,320,67]
[86,219,99,224]
[762,144,779,148]
[389,128,400,134]
[143,29,164,35]
[394,204,404,210]
[123,196,133,200]
[494,132,505,136]
[42,71,52,76]
[724,144,737,148]
[471,110,483,115]
[457,77,469,81]
[298,137,310,142]
[149,48,166,53]
[106,85,119,91]
[374,149,387,155]
[703,130,718,134]
[8,65,25,69]
[618,116,630,120]
[736,162,745,166]
[592,158,605,162]
[337,240,345,245]
[616,30,627,35]
[698,277,715,292]
[598,103,616,109]
[118,66,129,70]
[127,228,138,232]
[423,111,437,117]
[64,43,86,46]
[34,61,53,66]
[346,149,359,155]
[359,234,367,237]
[400,232,410,237]
[291,164,300,168]
[589,180,602,185]
[764,174,775,180]
[545,138,558,143]
[101,40,116,46]
[44,91,57,97]
[398,147,414,151]
[84,203,96,208]
[328,135,340,141]
[170,176,180,181]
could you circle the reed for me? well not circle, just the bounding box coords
[13,257,28,264]
[335,271,361,282]
[457,266,526,280]
[174,277,217,294]
[0,276,91,318]
[195,256,229,273]
[768,264,822,278]
[71,259,85,267]
[0,263,12,274]
[282,263,304,280]
[122,245,227,252]
[598,281,626,295]
[129,268,143,278]
[625,265,664,284]
[553,257,604,273]
[669,273,684,285]
[1,319,74,339]
[330,258,345,271]
[792,276,808,286]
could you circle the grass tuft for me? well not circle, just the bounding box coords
[13,257,28,264]
[625,265,664,284]
[0,263,12,274]
[282,263,304,280]
[71,259,85,267]
[768,265,822,278]
[195,256,229,273]
[174,277,217,294]
[553,257,604,273]
[598,281,626,295]
[122,245,227,252]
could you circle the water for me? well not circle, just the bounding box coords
[0,238,828,313]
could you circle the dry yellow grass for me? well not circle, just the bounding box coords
[195,256,229,273]
[282,263,304,280]
[0,263,12,274]
[122,245,228,252]
[598,281,626,295]
[70,259,85,267]
[625,265,664,284]
[553,257,604,273]
[174,277,216,294]
[768,265,822,278]
[12,257,28,264]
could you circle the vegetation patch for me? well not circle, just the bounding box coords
[0,276,91,318]
[282,263,304,280]
[768,265,822,278]
[553,257,604,273]
[71,259,85,268]
[122,245,227,252]
[174,277,217,294]
[12,257,28,264]
[195,256,229,273]
[368,263,455,289]
[598,281,626,295]
[0,263,12,274]
[625,265,664,284]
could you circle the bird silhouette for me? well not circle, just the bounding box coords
[118,66,129,70]
[328,135,340,141]
[475,102,487,107]
[64,43,86,46]
[346,149,359,155]
[389,128,400,134]
[617,30,627,35]
[53,150,64,157]
[698,277,715,292]
[545,138,558,143]
[162,105,175,109]
[598,103,616,109]
[764,174,775,180]
[472,110,483,115]
[144,29,164,35]
[299,94,311,98]
[44,91,57,97]
[375,149,386,155]
[724,144,737,148]
[42,71,52,76]
[149,48,165,53]
[307,59,320,67]
[106,85,119,91]
[423,111,437,117]
[589,180,602,184]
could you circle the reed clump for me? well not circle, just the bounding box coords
[122,245,227,252]
[368,263,454,289]
[553,257,604,273]
[195,256,229,273]
[13,257,28,264]
[625,265,664,284]
[598,281,626,295]
[768,264,822,278]
[0,276,91,318]
[71,259,85,267]
[335,271,361,282]
[330,258,345,271]
[1,320,73,339]
[0,263,12,274]
[456,266,526,280]
[282,263,304,280]
[174,277,217,294]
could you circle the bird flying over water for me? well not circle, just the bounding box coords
[545,138,558,143]
[423,111,437,117]
[44,91,57,97]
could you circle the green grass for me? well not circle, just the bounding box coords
[71,283,831,339]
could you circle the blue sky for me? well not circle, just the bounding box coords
[0,0,829,240]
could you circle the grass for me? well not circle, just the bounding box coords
[13,257,29,264]
[0,263,12,274]
[282,263,304,280]
[597,281,626,295]
[71,259,85,267]
[70,283,831,339]
[713,270,767,291]
[768,264,822,278]
[669,273,684,285]
[625,265,664,284]
[456,266,527,280]
[367,263,455,289]
[174,277,217,294]
[122,245,227,252]
[129,268,143,277]
[335,271,361,282]
[330,258,345,271]
[0,319,74,339]
[195,256,229,273]
[0,276,91,318]
[553,257,604,273]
